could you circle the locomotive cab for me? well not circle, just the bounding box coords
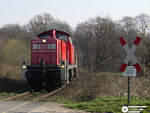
[22,29,78,90]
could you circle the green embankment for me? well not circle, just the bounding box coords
[45,97,150,113]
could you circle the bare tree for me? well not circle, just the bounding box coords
[29,13,73,35]
[135,13,150,36]
[29,13,55,34]
[119,16,138,45]
[74,17,121,72]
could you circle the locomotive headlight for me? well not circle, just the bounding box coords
[42,39,46,43]
[61,65,65,68]
[22,65,26,69]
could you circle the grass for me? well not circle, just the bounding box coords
[0,92,17,96]
[44,97,150,113]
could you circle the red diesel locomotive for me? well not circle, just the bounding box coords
[22,29,78,90]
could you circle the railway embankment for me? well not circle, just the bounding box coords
[0,69,150,112]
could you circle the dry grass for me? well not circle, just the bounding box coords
[0,63,21,80]
[0,66,149,102]
[52,69,150,102]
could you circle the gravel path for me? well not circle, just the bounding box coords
[0,101,88,113]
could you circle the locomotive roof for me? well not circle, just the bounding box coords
[37,29,71,37]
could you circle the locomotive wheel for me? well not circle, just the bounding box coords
[69,69,74,81]
[74,68,78,77]
[32,80,42,91]
[58,81,62,87]
[26,72,42,91]
[33,85,41,91]
[46,82,54,91]
[66,70,70,83]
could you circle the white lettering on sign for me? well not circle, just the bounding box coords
[123,66,137,76]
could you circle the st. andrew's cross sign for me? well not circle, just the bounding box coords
[118,36,142,72]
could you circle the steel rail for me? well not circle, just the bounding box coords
[2,91,31,101]
[33,85,66,102]
[2,85,67,113]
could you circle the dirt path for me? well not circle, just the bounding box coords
[0,101,88,113]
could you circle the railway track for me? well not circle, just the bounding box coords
[2,91,31,101]
[1,85,67,113]
[33,84,67,102]
[2,84,66,102]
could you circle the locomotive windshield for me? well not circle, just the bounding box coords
[39,33,50,39]
[56,33,68,42]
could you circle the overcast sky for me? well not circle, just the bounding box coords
[0,0,150,27]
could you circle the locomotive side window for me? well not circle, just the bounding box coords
[48,44,56,49]
[33,44,40,49]
[39,33,50,39]
[56,33,68,42]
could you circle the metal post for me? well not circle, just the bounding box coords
[128,76,130,105]
[128,61,131,105]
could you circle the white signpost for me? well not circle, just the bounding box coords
[123,66,137,77]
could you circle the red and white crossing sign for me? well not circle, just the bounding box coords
[118,36,142,72]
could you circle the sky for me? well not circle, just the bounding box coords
[0,0,150,28]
